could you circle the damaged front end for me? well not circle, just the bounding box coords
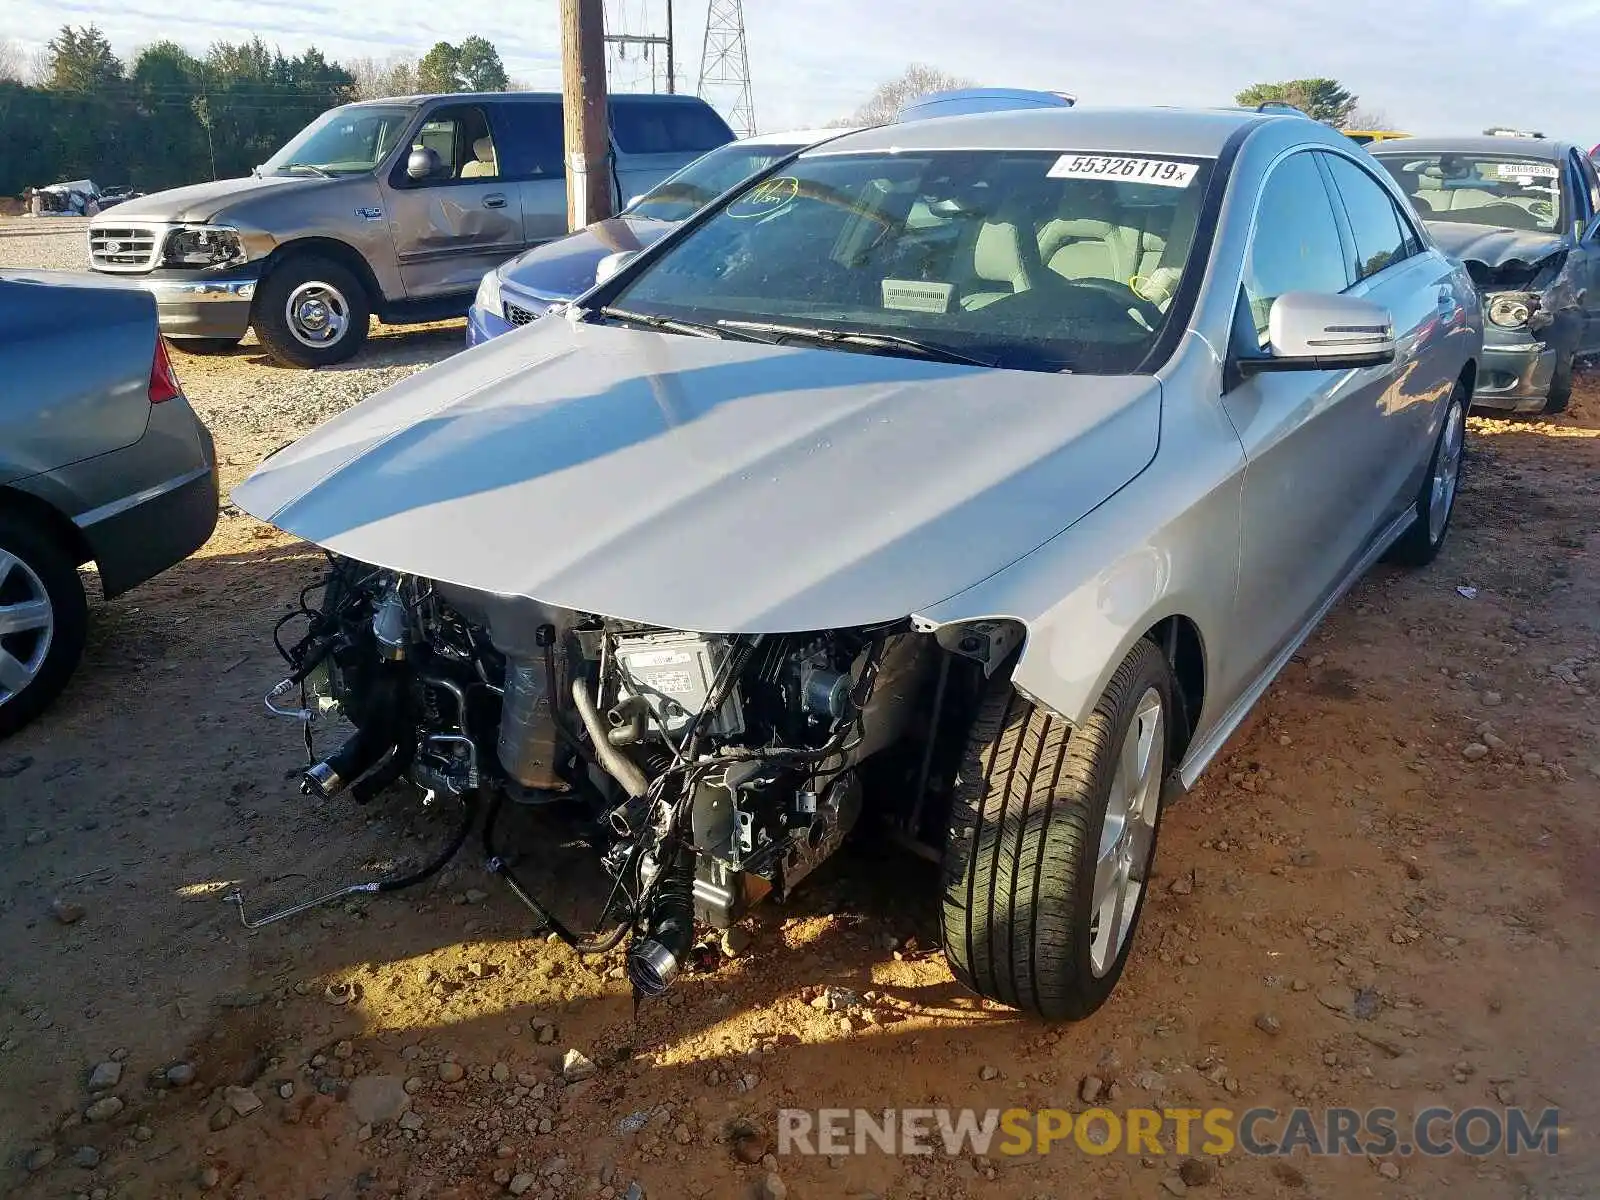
[250,557,973,998]
[1449,232,1582,411]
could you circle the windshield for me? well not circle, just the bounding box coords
[609,148,1215,374]
[626,141,807,222]
[261,106,414,177]
[1373,152,1564,234]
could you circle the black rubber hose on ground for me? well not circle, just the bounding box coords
[373,790,477,893]
[626,847,696,997]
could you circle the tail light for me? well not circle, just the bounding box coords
[148,336,182,404]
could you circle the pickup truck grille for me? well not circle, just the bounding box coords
[88,224,166,272]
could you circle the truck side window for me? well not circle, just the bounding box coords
[492,102,565,180]
[611,101,732,155]
[400,104,498,185]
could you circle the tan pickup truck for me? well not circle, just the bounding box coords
[86,91,733,367]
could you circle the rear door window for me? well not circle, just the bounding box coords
[493,101,565,180]
[611,101,733,155]
[1321,153,1411,281]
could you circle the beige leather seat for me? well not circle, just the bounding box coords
[1037,190,1145,286]
[460,137,498,180]
[960,216,1037,311]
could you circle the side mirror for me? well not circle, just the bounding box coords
[406,147,443,181]
[1242,292,1396,373]
[594,250,639,286]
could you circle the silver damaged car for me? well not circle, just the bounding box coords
[234,106,1481,1019]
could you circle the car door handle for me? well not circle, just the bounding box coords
[483,194,507,210]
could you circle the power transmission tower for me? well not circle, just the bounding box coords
[697,0,755,136]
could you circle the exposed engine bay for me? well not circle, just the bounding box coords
[256,555,978,998]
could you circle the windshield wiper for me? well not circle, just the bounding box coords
[596,306,730,340]
[278,163,333,178]
[716,319,999,368]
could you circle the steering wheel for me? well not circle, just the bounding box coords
[1066,276,1165,327]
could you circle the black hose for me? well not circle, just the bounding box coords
[627,846,696,997]
[373,790,477,893]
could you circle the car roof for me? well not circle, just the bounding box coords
[737,127,860,147]
[807,105,1300,158]
[1367,134,1571,160]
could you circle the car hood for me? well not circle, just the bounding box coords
[500,215,675,301]
[91,174,321,224]
[233,318,1161,632]
[1427,222,1568,274]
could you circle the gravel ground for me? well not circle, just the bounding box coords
[3,220,1600,1200]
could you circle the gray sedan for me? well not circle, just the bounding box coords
[1,272,218,736]
[236,106,1480,1018]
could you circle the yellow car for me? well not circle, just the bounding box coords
[1343,129,1411,146]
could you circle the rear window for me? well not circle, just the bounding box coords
[611,101,734,155]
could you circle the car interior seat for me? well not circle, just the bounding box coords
[460,137,499,179]
[959,206,1040,310]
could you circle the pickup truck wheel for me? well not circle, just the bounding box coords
[254,256,370,368]
[1386,384,1466,568]
[0,513,88,739]
[941,638,1175,1020]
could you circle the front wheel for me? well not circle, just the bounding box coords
[1542,351,1574,415]
[0,513,89,739]
[941,638,1176,1020]
[253,256,370,368]
[1386,384,1466,567]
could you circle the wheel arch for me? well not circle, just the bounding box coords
[1457,357,1477,401]
[0,486,95,578]
[258,237,384,311]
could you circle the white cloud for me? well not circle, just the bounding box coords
[8,0,1600,140]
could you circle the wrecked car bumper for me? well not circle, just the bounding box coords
[1473,337,1558,412]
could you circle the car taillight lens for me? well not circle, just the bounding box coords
[148,336,182,403]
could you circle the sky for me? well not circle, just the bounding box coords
[6,0,1600,141]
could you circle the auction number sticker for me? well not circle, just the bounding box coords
[1496,162,1559,179]
[1047,154,1198,187]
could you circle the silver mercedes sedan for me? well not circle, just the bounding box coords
[234,106,1481,1019]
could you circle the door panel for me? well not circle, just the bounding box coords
[383,103,526,298]
[1221,151,1392,690]
[1567,151,1600,351]
[492,101,571,244]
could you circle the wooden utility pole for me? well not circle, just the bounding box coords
[561,0,614,230]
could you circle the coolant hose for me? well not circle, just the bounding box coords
[373,790,476,892]
[571,677,650,798]
[627,848,696,997]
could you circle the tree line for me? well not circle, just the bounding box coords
[0,26,515,198]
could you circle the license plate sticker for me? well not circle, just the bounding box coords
[1496,162,1559,179]
[1047,155,1198,187]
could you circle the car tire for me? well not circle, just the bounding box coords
[0,512,89,740]
[171,337,243,356]
[940,637,1175,1020]
[1542,351,1573,415]
[253,256,370,368]
[1386,384,1467,568]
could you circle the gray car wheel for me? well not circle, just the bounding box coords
[0,512,88,739]
[1387,383,1467,568]
[941,637,1176,1020]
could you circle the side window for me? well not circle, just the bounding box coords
[1322,153,1409,281]
[1242,151,1348,343]
[1568,150,1598,225]
[611,101,733,156]
[398,104,497,186]
[493,102,565,180]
